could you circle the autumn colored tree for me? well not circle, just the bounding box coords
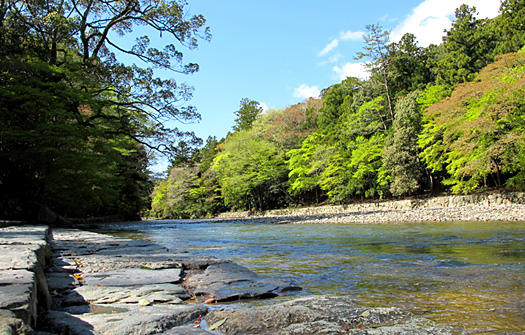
[419,50,525,194]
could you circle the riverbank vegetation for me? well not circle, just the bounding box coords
[2,1,525,222]
[151,1,525,219]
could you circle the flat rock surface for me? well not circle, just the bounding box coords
[41,303,208,335]
[0,226,49,245]
[81,267,182,286]
[205,295,456,335]
[39,228,217,334]
[0,270,37,326]
[0,244,43,271]
[62,283,190,306]
[0,225,52,331]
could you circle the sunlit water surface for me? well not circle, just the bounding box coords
[95,220,524,334]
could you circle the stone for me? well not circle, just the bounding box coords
[0,309,32,335]
[160,325,215,334]
[0,226,49,246]
[40,303,208,335]
[205,295,455,335]
[81,267,182,286]
[0,270,37,326]
[45,272,78,291]
[185,262,301,302]
[62,283,190,306]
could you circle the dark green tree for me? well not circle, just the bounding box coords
[0,0,210,220]
[493,0,525,55]
[436,4,496,86]
[382,91,425,196]
[232,98,263,132]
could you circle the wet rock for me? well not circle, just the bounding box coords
[40,303,208,335]
[205,295,455,335]
[185,262,301,302]
[161,325,215,334]
[81,267,182,286]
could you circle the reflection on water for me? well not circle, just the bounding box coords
[95,220,525,334]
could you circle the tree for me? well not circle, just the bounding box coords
[232,98,263,132]
[493,0,525,55]
[419,51,525,194]
[0,0,210,219]
[436,4,495,86]
[382,91,425,196]
[387,33,435,98]
[286,133,332,204]
[213,130,289,211]
[355,23,394,120]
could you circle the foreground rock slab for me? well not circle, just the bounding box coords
[0,225,51,332]
[40,303,208,335]
[186,262,301,302]
[40,228,302,334]
[205,295,455,335]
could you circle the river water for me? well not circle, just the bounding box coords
[96,220,524,334]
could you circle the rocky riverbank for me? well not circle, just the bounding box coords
[0,225,460,334]
[216,192,525,224]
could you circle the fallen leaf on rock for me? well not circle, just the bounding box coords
[208,318,227,331]
[203,297,215,304]
[360,310,370,317]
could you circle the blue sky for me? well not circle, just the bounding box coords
[148,0,501,170]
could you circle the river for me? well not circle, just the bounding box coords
[96,220,524,334]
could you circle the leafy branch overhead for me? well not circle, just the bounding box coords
[0,0,210,219]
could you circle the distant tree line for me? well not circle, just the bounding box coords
[150,1,525,219]
[0,0,210,221]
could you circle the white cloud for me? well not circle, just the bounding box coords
[293,84,321,100]
[339,30,364,41]
[319,30,364,58]
[318,39,339,57]
[391,0,501,46]
[259,102,271,112]
[332,62,370,81]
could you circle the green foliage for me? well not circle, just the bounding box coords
[419,51,525,194]
[213,130,289,211]
[232,98,263,132]
[0,0,209,219]
[493,0,525,55]
[383,91,425,196]
[436,5,496,86]
[287,133,332,198]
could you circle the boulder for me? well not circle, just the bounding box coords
[185,262,301,302]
